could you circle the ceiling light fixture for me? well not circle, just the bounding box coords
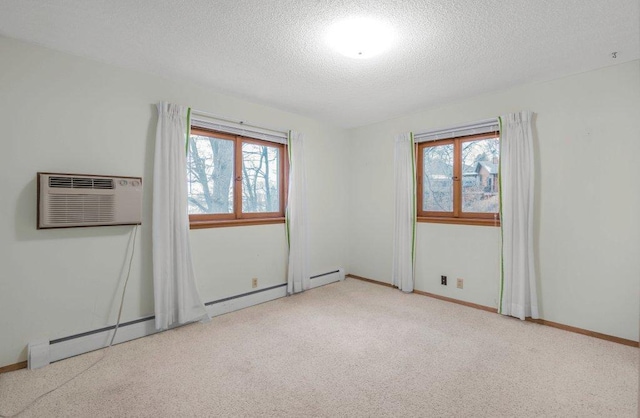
[327,18,394,59]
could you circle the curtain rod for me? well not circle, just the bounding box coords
[190,108,289,136]
[414,117,499,138]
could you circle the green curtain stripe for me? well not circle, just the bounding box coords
[185,107,192,156]
[285,130,292,248]
[410,133,417,265]
[498,116,505,314]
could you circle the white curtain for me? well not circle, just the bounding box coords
[286,131,310,294]
[152,102,209,330]
[392,132,416,292]
[498,111,539,320]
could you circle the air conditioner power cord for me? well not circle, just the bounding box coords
[0,224,139,418]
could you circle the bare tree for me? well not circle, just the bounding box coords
[423,145,453,211]
[187,136,233,214]
[209,138,233,213]
[187,137,213,213]
[241,145,279,212]
[187,137,280,215]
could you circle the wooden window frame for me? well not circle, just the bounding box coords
[188,127,288,229]
[417,132,500,227]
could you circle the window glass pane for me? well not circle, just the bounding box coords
[187,134,234,214]
[461,137,500,213]
[423,144,453,212]
[242,142,280,213]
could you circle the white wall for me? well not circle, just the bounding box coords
[0,36,350,368]
[1,35,637,369]
[347,61,640,342]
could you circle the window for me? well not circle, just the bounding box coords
[417,132,500,226]
[187,127,287,228]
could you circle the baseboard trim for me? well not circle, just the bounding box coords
[0,361,27,374]
[525,318,638,347]
[346,274,496,313]
[346,274,639,348]
[346,274,395,288]
[412,289,498,313]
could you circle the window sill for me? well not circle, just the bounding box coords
[417,216,500,227]
[190,217,286,229]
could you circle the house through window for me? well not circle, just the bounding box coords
[187,127,287,228]
[417,131,500,226]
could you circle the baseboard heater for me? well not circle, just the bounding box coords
[38,268,344,368]
[311,270,340,279]
[310,268,345,287]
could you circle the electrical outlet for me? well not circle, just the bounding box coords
[441,275,447,286]
[457,278,463,289]
[251,278,258,288]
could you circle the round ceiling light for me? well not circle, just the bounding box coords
[326,18,394,59]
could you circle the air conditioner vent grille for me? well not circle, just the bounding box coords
[38,172,141,229]
[47,195,115,224]
[49,176,114,190]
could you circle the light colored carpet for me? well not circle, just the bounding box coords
[0,278,637,417]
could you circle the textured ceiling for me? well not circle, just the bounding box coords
[1,1,638,128]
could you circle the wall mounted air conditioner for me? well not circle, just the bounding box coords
[37,172,142,229]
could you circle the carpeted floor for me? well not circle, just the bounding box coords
[0,278,637,417]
